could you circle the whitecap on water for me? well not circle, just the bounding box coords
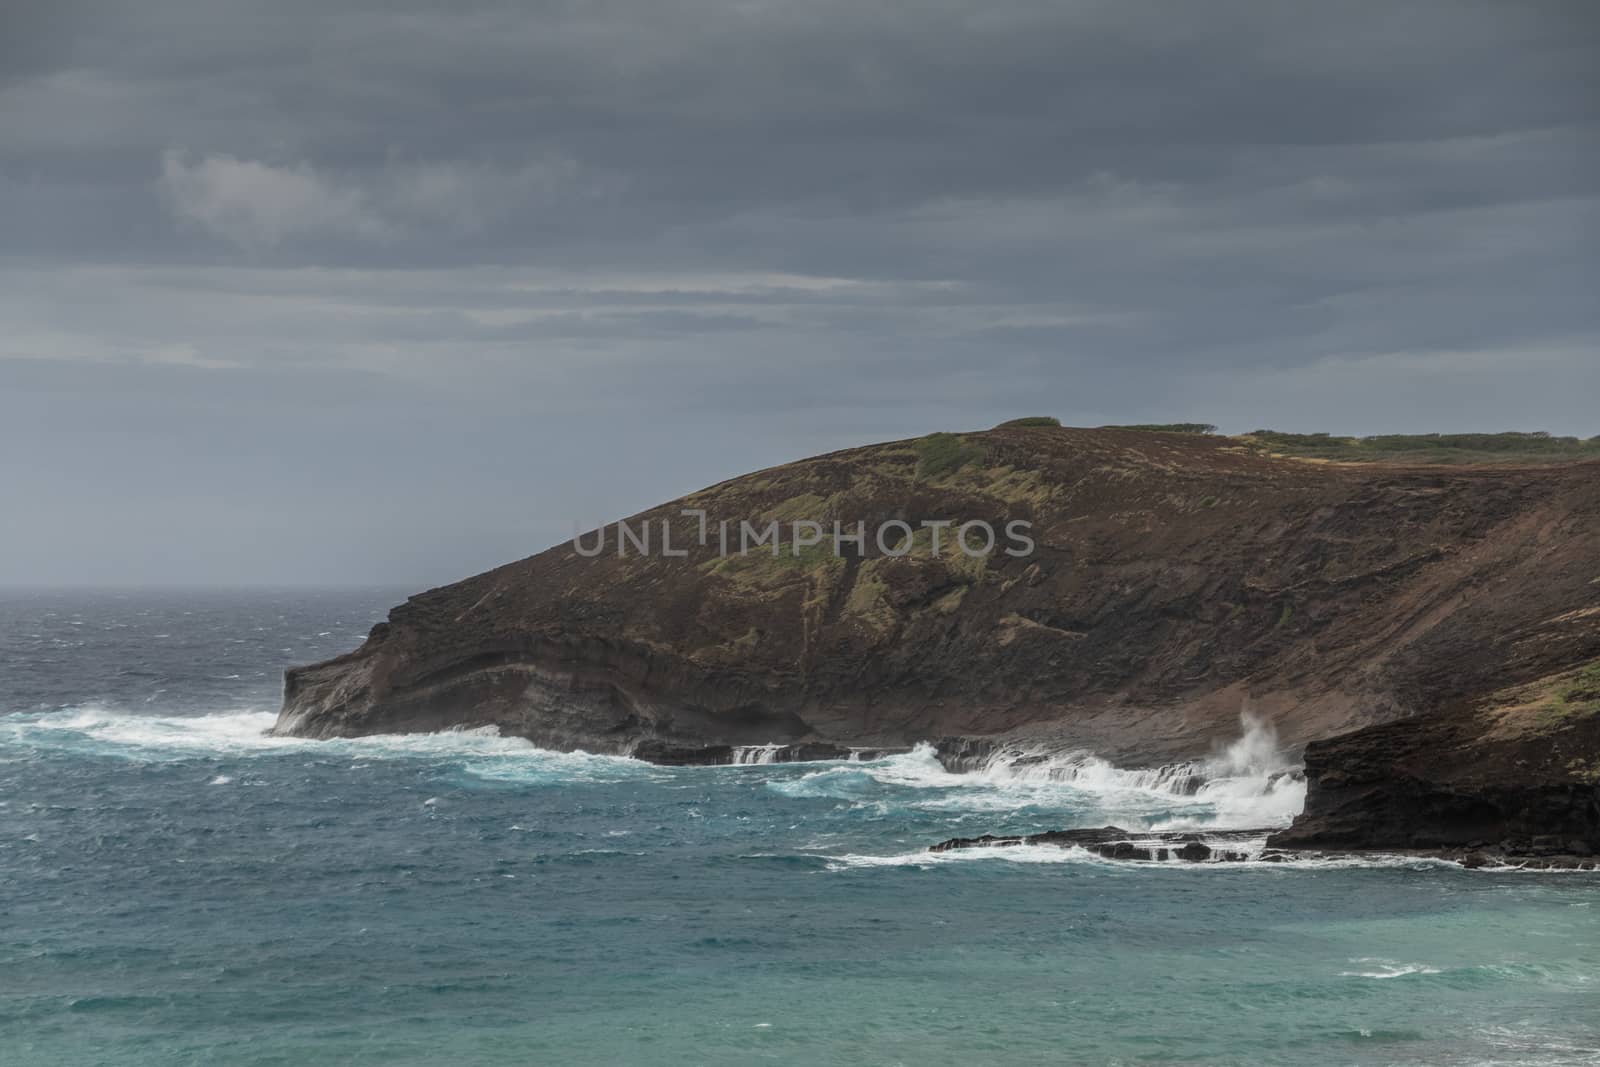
[1340,959,1445,979]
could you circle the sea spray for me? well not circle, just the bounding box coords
[764,718,1306,829]
[915,713,1308,829]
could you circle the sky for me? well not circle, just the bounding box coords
[2,0,1596,587]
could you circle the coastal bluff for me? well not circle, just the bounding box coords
[276,424,1600,849]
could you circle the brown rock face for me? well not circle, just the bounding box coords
[274,426,1600,778]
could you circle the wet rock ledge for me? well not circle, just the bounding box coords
[929,826,1278,863]
[630,740,909,765]
[927,825,1600,869]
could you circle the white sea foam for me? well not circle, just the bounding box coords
[825,845,1464,872]
[772,715,1307,830]
[826,844,1104,869]
[4,705,312,757]
[958,714,1307,829]
[6,707,1312,828]
[1340,959,1445,979]
[0,705,657,784]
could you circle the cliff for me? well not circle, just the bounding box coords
[1269,660,1600,852]
[275,425,1600,795]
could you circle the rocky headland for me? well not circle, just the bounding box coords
[275,423,1600,855]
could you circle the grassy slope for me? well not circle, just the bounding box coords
[1087,422,1600,465]
[1239,430,1600,465]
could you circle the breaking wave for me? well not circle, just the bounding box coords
[0,705,657,785]
[3,707,1303,824]
[770,715,1306,830]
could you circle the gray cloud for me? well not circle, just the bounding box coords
[0,0,1595,585]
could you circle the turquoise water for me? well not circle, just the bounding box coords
[2,591,1597,1065]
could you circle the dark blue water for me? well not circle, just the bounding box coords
[2,590,1597,1065]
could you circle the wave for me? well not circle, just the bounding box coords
[823,844,1463,872]
[0,705,657,784]
[1340,959,1445,979]
[4,705,306,756]
[771,716,1306,830]
[5,706,1304,824]
[957,714,1306,829]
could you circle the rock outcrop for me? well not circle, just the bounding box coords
[276,424,1600,843]
[1269,661,1600,852]
[929,826,1273,863]
[927,824,1600,869]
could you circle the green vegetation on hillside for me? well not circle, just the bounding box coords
[1484,659,1600,749]
[915,432,986,478]
[1103,423,1218,435]
[980,420,1597,465]
[1535,660,1600,733]
[948,421,1597,466]
[1557,661,1600,709]
[1243,430,1600,464]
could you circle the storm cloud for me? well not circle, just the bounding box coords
[1,0,1595,585]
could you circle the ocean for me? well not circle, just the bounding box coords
[2,588,1597,1065]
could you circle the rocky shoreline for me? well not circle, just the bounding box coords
[629,740,910,765]
[927,825,1600,870]
[930,827,1273,863]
